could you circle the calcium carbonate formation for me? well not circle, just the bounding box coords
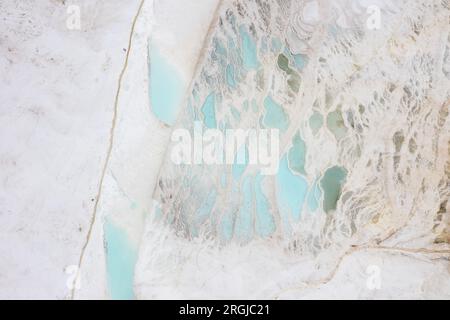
[135,0,450,299]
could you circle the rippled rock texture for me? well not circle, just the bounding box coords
[136,0,450,299]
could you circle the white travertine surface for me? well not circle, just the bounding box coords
[0,0,449,300]
[0,0,141,299]
[135,0,450,299]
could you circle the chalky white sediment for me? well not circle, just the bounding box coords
[135,0,450,299]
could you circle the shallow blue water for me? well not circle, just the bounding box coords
[201,93,217,128]
[326,110,347,140]
[307,179,322,212]
[288,132,307,175]
[276,155,308,223]
[320,166,347,213]
[262,95,289,132]
[309,111,323,135]
[239,25,260,70]
[226,64,237,88]
[292,54,306,70]
[149,45,184,125]
[251,99,258,113]
[104,219,138,300]
[214,37,227,56]
[271,37,282,53]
